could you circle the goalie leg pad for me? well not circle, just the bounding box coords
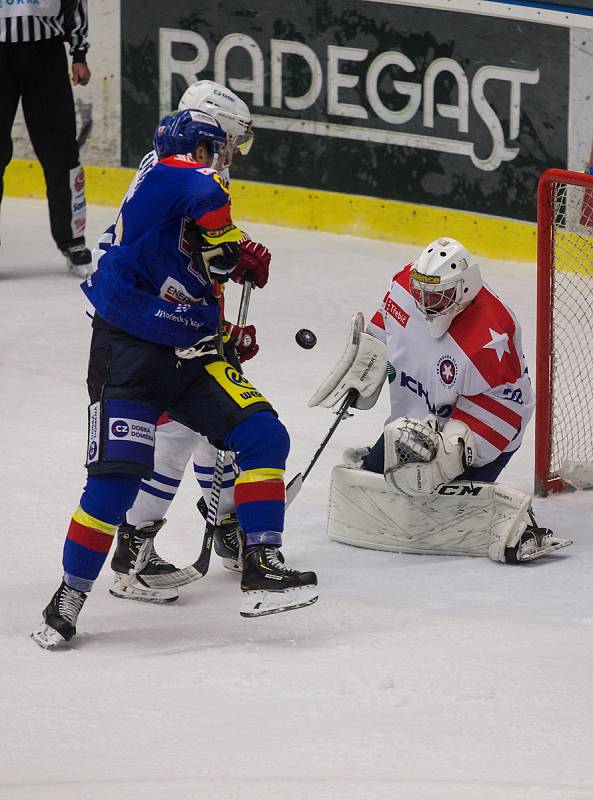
[328,464,535,561]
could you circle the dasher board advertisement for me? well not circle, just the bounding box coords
[121,0,569,222]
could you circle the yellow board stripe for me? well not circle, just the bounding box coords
[235,468,285,485]
[72,506,117,536]
[3,158,537,262]
[554,230,593,276]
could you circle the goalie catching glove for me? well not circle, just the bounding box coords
[309,312,387,411]
[384,416,476,496]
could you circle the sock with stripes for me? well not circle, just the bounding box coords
[193,453,236,518]
[62,473,142,591]
[126,467,182,528]
[224,412,290,548]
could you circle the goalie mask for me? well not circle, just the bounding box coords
[410,238,482,338]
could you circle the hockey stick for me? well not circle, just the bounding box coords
[285,388,358,507]
[142,281,253,590]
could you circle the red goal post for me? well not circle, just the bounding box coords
[535,168,593,496]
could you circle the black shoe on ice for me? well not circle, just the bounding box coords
[62,244,92,278]
[213,514,242,573]
[109,520,179,603]
[31,580,87,649]
[240,545,318,617]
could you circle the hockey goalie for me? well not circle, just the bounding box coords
[310,237,572,564]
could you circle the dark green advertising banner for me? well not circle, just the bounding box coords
[121,1,569,222]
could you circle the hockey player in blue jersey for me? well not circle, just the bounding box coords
[101,81,273,604]
[31,109,318,649]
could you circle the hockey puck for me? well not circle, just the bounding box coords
[295,328,317,349]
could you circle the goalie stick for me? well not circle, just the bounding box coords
[286,309,379,505]
[285,389,357,507]
[141,281,252,590]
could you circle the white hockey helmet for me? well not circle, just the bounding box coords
[178,80,254,161]
[409,237,482,338]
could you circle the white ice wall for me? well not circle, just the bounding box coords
[11,0,121,167]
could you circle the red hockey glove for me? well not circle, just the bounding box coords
[231,241,271,288]
[224,322,259,362]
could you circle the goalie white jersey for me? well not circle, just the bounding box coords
[367,264,534,467]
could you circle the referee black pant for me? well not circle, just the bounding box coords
[0,37,86,251]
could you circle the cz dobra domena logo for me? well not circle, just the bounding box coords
[111,420,130,437]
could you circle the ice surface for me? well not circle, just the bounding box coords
[1,199,592,800]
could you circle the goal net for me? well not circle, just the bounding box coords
[535,169,593,495]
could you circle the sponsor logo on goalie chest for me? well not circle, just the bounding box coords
[384,297,409,328]
[399,370,453,417]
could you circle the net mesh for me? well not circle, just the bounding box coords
[549,181,593,477]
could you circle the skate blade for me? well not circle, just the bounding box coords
[31,623,67,650]
[240,585,319,618]
[109,574,179,604]
[67,262,92,279]
[519,538,573,562]
[221,558,242,574]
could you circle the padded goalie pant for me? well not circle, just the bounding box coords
[62,318,289,590]
[363,431,516,483]
[0,38,86,250]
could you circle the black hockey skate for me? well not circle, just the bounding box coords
[505,522,573,563]
[61,244,92,278]
[240,545,318,617]
[31,581,87,649]
[213,515,242,573]
[197,497,242,573]
[109,520,179,603]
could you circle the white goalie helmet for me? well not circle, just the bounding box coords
[409,237,482,338]
[178,80,254,162]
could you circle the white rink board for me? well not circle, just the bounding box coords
[1,199,593,800]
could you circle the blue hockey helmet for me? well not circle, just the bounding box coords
[153,109,228,163]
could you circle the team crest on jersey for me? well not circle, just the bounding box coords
[437,355,458,387]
